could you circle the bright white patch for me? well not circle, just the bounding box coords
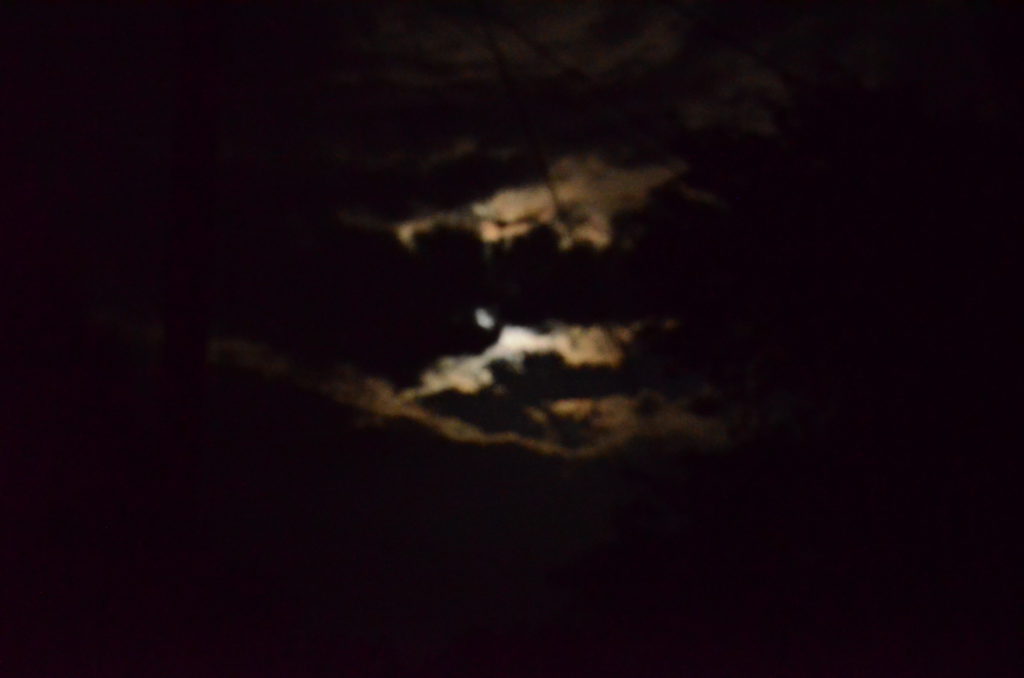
[404,322,637,399]
[474,308,495,330]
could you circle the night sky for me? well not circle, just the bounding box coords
[4,3,1020,676]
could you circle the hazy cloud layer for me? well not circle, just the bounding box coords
[95,313,725,457]
[341,3,684,89]
[393,154,683,250]
[212,317,724,457]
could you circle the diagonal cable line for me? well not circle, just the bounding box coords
[473,1,568,227]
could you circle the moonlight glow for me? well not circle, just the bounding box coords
[475,308,496,330]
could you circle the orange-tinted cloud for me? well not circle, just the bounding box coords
[395,154,682,250]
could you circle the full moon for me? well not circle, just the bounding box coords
[474,307,496,330]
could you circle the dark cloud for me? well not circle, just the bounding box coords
[213,322,729,458]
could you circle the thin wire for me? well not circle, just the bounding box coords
[473,1,567,225]
[474,6,688,172]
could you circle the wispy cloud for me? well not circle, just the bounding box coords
[394,154,683,250]
[207,319,726,457]
[404,320,643,399]
[340,3,684,89]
